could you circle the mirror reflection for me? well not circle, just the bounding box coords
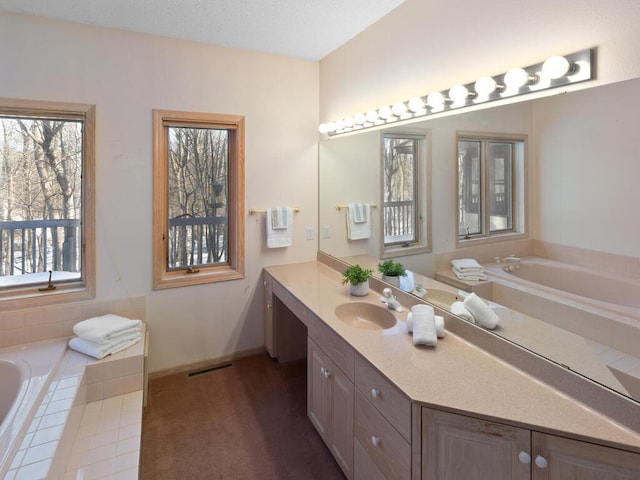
[319,77,640,403]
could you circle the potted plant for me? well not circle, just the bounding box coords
[341,264,373,296]
[377,260,407,287]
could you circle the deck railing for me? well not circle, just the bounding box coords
[0,219,80,276]
[168,216,227,267]
[384,200,415,242]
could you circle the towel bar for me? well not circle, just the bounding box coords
[335,202,377,211]
[249,207,300,215]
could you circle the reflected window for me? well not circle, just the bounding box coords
[381,132,430,257]
[457,134,525,242]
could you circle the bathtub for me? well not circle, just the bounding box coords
[484,256,640,321]
[0,339,67,476]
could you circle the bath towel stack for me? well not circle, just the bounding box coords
[450,293,500,330]
[346,203,371,240]
[451,258,487,281]
[68,314,143,359]
[406,305,446,347]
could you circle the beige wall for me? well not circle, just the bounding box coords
[320,0,640,123]
[0,11,319,373]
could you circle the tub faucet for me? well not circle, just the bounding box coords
[502,254,520,263]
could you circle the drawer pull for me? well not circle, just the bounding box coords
[371,388,380,399]
[371,436,380,447]
[320,367,331,379]
[266,302,272,309]
[518,451,531,464]
[534,455,548,469]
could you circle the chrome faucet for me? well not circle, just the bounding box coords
[502,254,520,263]
[381,288,403,312]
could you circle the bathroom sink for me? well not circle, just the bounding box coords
[425,289,461,310]
[334,302,397,330]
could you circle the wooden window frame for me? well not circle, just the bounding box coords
[152,109,245,290]
[0,98,96,309]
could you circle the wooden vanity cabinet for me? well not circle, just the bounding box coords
[263,271,276,358]
[421,407,640,480]
[307,336,354,479]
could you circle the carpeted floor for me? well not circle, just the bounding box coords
[140,353,346,480]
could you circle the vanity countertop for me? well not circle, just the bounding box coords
[265,260,640,453]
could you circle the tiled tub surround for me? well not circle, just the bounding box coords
[0,328,145,479]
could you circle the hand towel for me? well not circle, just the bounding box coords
[410,305,437,346]
[451,301,475,323]
[463,293,500,330]
[347,203,371,240]
[452,267,487,281]
[68,332,142,360]
[451,258,483,271]
[266,207,293,248]
[407,311,445,338]
[73,314,142,345]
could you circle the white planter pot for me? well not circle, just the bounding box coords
[382,274,401,288]
[349,280,370,297]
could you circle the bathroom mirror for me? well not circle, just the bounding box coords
[319,77,640,403]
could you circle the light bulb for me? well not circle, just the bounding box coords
[408,96,425,112]
[474,76,498,96]
[335,119,345,131]
[326,122,336,133]
[318,123,329,134]
[504,68,532,89]
[426,91,445,109]
[391,102,407,117]
[378,105,392,119]
[354,113,366,125]
[343,116,355,127]
[542,56,571,79]
[365,110,379,123]
[448,85,470,103]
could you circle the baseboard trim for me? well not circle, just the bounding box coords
[148,347,266,380]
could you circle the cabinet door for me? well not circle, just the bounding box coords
[330,362,354,479]
[263,273,276,357]
[422,408,530,480]
[532,432,640,479]
[307,338,332,443]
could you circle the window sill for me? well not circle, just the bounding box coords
[0,285,95,311]
[153,268,244,290]
[456,231,527,249]
[381,243,431,260]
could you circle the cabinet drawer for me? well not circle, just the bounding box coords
[355,390,411,480]
[354,438,387,480]
[307,311,355,380]
[355,355,411,442]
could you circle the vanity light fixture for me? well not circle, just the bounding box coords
[319,48,594,136]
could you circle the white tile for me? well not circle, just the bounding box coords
[30,424,64,447]
[609,354,640,373]
[22,440,57,465]
[15,459,51,480]
[88,442,118,464]
[38,411,67,430]
[9,449,26,470]
[45,397,74,415]
[83,458,113,479]
[112,451,139,473]
[115,436,140,456]
[3,468,17,480]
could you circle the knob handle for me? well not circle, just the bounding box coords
[518,451,531,464]
[371,436,380,447]
[371,388,380,399]
[535,455,548,469]
[266,302,272,309]
[320,367,331,379]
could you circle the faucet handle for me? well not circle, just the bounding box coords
[494,256,501,263]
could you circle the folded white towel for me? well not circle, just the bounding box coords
[463,293,500,330]
[453,267,487,281]
[410,305,437,346]
[451,258,483,271]
[347,203,371,240]
[407,311,445,338]
[451,301,475,323]
[68,332,142,360]
[73,314,142,344]
[266,207,293,248]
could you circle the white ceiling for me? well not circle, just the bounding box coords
[0,0,406,61]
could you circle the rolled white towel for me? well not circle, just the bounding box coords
[73,314,142,344]
[451,258,483,271]
[407,312,445,338]
[451,301,475,323]
[463,293,500,330]
[411,305,437,346]
[68,332,142,360]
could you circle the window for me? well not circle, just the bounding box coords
[0,98,95,307]
[457,133,526,242]
[153,110,244,289]
[381,132,430,258]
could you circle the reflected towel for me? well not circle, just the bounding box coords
[407,311,445,338]
[73,314,142,345]
[463,293,500,330]
[266,207,293,248]
[68,332,142,360]
[347,203,371,240]
[451,258,483,271]
[453,267,487,281]
[451,301,475,323]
